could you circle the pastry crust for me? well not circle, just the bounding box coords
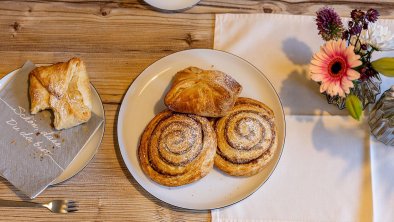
[139,109,217,186]
[164,67,242,117]
[29,58,92,130]
[214,97,277,176]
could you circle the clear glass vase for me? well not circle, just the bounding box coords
[326,74,382,110]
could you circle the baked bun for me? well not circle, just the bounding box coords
[214,97,277,176]
[164,67,242,117]
[139,109,217,186]
[29,58,92,130]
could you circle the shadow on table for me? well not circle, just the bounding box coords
[279,37,347,118]
[311,117,369,175]
[281,37,374,220]
[311,116,373,221]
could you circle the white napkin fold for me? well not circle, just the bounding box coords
[213,13,394,222]
[371,138,394,221]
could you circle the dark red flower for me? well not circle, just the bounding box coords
[360,64,379,80]
[366,9,379,23]
[342,30,349,40]
[351,9,365,22]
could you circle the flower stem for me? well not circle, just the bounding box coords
[355,21,366,54]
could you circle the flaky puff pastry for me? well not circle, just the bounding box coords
[29,58,92,130]
[214,97,277,176]
[164,67,242,117]
[139,109,217,186]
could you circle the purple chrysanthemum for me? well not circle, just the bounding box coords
[366,8,379,23]
[316,7,344,41]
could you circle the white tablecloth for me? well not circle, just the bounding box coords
[212,13,394,222]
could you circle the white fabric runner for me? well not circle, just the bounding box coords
[212,13,394,222]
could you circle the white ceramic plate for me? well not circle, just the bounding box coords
[0,69,105,185]
[144,0,201,11]
[118,49,285,210]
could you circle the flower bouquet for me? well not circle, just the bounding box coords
[310,8,394,120]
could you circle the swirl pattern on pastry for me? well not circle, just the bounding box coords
[139,109,217,186]
[214,97,277,176]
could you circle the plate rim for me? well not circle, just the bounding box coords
[117,48,286,210]
[143,0,201,12]
[0,68,106,185]
[52,83,106,184]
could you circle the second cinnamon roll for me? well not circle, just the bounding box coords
[214,97,277,176]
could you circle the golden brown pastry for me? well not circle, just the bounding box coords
[214,97,277,176]
[29,58,92,130]
[164,67,242,117]
[139,109,217,186]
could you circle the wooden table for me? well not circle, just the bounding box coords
[0,1,393,221]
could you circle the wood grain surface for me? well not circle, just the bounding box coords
[0,1,392,221]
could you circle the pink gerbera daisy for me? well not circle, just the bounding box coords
[310,39,362,97]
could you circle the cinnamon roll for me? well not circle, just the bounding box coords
[139,109,217,186]
[214,97,277,176]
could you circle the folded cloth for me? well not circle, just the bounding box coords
[371,138,394,221]
[213,13,394,222]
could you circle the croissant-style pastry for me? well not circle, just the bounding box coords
[29,58,92,130]
[214,97,277,176]
[139,109,217,186]
[164,67,242,117]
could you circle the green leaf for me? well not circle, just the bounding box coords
[345,95,362,121]
[371,58,394,77]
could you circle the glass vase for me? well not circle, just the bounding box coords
[326,74,382,110]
